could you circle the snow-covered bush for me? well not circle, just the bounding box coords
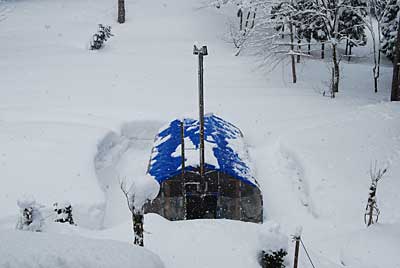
[120,176,159,246]
[259,249,288,268]
[53,201,75,225]
[365,165,387,226]
[16,197,44,232]
[90,24,113,50]
[258,223,289,268]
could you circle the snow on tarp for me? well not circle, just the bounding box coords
[148,114,258,187]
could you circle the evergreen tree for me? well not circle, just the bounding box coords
[381,0,400,61]
[311,16,329,59]
[340,0,367,58]
[90,24,114,50]
[259,249,288,268]
[293,0,318,56]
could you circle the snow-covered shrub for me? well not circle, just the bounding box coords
[90,24,113,50]
[259,249,287,268]
[16,197,44,232]
[53,201,75,225]
[365,164,387,226]
[258,223,289,268]
[120,176,159,246]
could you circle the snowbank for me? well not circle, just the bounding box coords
[96,214,289,268]
[340,223,400,268]
[0,229,164,268]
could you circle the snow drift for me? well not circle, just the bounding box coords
[0,229,164,268]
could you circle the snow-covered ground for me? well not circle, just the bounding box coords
[0,228,164,268]
[0,0,399,267]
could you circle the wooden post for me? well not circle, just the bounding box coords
[293,235,300,268]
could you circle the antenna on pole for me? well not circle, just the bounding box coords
[193,44,208,179]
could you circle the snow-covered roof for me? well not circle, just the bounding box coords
[147,114,258,187]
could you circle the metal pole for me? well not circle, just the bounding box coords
[181,120,186,220]
[198,53,205,178]
[193,45,208,179]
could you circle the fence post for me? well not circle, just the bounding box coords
[293,226,302,268]
[293,236,300,268]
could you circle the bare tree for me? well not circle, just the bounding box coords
[233,0,300,83]
[120,179,144,246]
[364,163,387,227]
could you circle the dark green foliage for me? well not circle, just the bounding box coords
[90,24,114,50]
[270,2,289,35]
[339,0,367,51]
[259,249,287,268]
[381,0,400,61]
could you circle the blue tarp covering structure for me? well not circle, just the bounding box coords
[148,114,258,187]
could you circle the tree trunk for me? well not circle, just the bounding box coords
[251,8,257,29]
[289,20,297,83]
[391,16,400,101]
[308,43,311,55]
[297,40,301,63]
[321,43,325,59]
[348,45,352,62]
[331,67,335,98]
[118,0,125,24]
[367,203,374,226]
[133,211,144,246]
[345,39,349,55]
[245,10,251,29]
[332,43,339,93]
[238,9,243,31]
[376,25,382,93]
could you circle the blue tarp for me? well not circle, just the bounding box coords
[148,114,258,187]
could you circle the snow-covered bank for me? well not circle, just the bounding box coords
[0,229,164,268]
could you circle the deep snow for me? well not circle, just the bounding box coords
[0,228,164,268]
[0,0,399,267]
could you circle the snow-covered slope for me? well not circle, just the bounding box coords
[0,229,164,268]
[0,0,399,267]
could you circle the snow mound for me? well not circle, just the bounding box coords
[0,229,164,268]
[94,121,162,227]
[340,223,400,268]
